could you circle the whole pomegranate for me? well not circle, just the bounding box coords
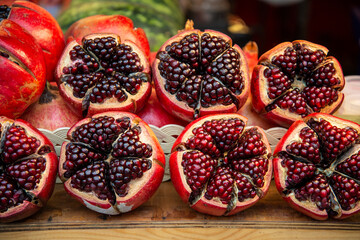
[170,113,272,216]
[58,111,165,214]
[55,33,151,118]
[64,15,150,59]
[137,88,188,128]
[251,40,345,127]
[0,117,58,223]
[0,0,65,81]
[273,113,360,220]
[0,19,46,119]
[152,22,250,123]
[20,82,81,131]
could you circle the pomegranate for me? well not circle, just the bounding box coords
[251,40,345,127]
[170,113,272,216]
[152,22,250,123]
[0,117,58,223]
[55,33,151,118]
[137,88,188,128]
[0,19,46,119]
[0,0,65,81]
[273,113,360,220]
[58,111,165,214]
[64,15,150,59]
[20,82,81,131]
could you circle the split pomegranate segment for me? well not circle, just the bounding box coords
[58,111,165,215]
[0,117,58,223]
[170,113,272,216]
[0,0,65,81]
[152,28,250,123]
[273,113,360,220]
[55,33,151,118]
[252,40,345,127]
[0,19,46,119]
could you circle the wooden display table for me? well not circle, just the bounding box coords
[1,181,360,239]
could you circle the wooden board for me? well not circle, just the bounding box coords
[1,181,360,239]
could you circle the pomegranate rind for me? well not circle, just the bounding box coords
[58,111,165,214]
[55,34,151,118]
[273,113,360,220]
[0,20,46,118]
[251,40,344,127]
[20,83,82,131]
[0,117,58,223]
[6,0,65,81]
[170,113,273,216]
[153,29,250,123]
[64,15,150,59]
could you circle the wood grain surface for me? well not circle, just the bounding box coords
[1,181,360,239]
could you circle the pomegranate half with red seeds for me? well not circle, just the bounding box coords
[251,40,345,127]
[64,15,150,59]
[273,113,360,220]
[0,0,65,81]
[152,24,250,123]
[55,33,151,118]
[0,19,46,119]
[170,113,272,216]
[58,111,165,215]
[0,117,58,223]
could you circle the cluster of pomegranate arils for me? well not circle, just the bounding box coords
[1,2,359,223]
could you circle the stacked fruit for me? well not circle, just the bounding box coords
[1,0,360,223]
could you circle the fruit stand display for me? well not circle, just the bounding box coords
[1,0,360,239]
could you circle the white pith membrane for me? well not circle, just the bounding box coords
[56,33,151,118]
[254,41,345,126]
[274,114,360,220]
[0,117,57,221]
[171,114,272,216]
[59,112,164,215]
[154,30,249,121]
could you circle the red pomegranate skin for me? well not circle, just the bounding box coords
[2,0,65,81]
[0,116,58,223]
[0,19,46,119]
[20,83,81,131]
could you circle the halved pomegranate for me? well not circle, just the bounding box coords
[0,19,46,119]
[0,0,65,81]
[58,111,165,215]
[170,113,272,216]
[273,113,360,220]
[0,117,58,223]
[252,40,345,127]
[55,33,151,118]
[152,22,250,123]
[64,15,150,59]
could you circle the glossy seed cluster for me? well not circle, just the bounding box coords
[0,122,51,213]
[61,36,148,115]
[259,41,343,120]
[158,32,245,117]
[277,115,360,213]
[181,118,269,205]
[64,116,153,202]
